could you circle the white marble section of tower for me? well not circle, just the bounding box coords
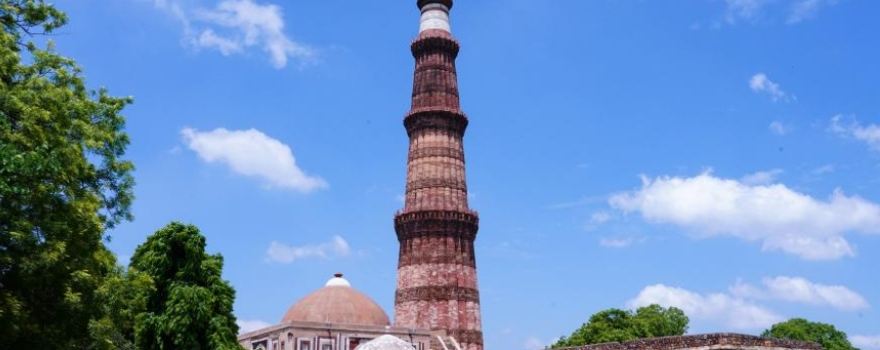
[419,3,451,33]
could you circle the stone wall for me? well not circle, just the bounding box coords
[559,334,822,350]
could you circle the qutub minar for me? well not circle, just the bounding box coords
[237,2,824,350]
[394,0,483,349]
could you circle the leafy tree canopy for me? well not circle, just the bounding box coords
[762,318,859,350]
[89,266,153,350]
[130,222,242,350]
[0,0,134,347]
[552,305,689,348]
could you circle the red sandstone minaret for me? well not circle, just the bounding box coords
[394,1,483,350]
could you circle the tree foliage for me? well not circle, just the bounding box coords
[0,0,134,347]
[88,266,153,350]
[130,222,242,350]
[552,305,689,348]
[762,318,859,350]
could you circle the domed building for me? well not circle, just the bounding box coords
[238,274,435,350]
[281,274,390,327]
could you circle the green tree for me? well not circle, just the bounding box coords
[130,222,242,350]
[552,305,689,348]
[88,267,153,350]
[762,318,859,350]
[0,0,134,347]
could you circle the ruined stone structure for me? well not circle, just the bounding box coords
[559,334,821,350]
[393,1,483,350]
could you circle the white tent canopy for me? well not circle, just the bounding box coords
[354,335,415,350]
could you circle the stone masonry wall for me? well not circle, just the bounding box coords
[560,334,822,350]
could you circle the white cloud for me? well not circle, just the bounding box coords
[852,335,880,350]
[763,276,869,310]
[585,211,613,231]
[152,0,191,29]
[150,0,314,68]
[732,276,869,311]
[812,164,835,175]
[725,0,772,23]
[769,121,790,135]
[630,277,866,331]
[721,0,834,25]
[590,211,611,224]
[182,127,327,193]
[197,29,243,55]
[266,235,351,264]
[830,115,880,152]
[628,284,783,330]
[741,169,783,186]
[599,236,644,248]
[788,0,838,24]
[729,279,765,299]
[750,73,790,102]
[609,172,880,260]
[237,319,272,334]
[196,0,314,68]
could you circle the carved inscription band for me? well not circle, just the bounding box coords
[406,178,467,192]
[395,286,480,303]
[395,210,479,241]
[398,251,476,267]
[409,147,465,161]
[395,209,478,223]
[415,64,456,75]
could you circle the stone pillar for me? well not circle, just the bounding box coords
[394,1,483,350]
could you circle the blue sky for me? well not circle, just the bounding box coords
[54,1,879,349]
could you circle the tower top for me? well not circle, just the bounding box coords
[418,0,452,33]
[417,0,452,10]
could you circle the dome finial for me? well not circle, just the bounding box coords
[326,273,351,287]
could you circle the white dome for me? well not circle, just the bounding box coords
[355,335,414,350]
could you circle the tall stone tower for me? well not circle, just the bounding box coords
[394,1,483,350]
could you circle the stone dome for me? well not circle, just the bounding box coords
[282,273,390,327]
[354,335,414,350]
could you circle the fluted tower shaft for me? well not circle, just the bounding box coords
[394,1,483,350]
